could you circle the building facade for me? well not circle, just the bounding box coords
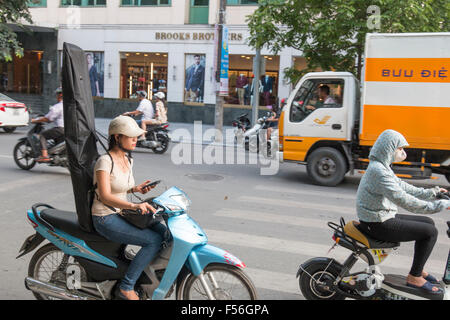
[5,0,308,123]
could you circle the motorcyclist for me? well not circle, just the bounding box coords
[31,87,64,162]
[122,90,154,142]
[356,129,450,295]
[91,115,167,300]
[146,92,167,126]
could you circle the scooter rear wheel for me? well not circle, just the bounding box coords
[152,135,169,154]
[177,263,258,300]
[28,243,88,300]
[299,261,345,300]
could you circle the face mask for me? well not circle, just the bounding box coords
[394,149,407,162]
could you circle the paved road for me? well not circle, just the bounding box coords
[0,124,448,300]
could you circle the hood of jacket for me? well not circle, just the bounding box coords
[368,129,409,167]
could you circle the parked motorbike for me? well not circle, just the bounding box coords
[232,112,252,144]
[297,192,450,300]
[17,186,258,300]
[242,112,278,158]
[13,121,68,170]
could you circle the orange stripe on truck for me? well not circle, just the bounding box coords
[360,105,450,150]
[365,58,450,83]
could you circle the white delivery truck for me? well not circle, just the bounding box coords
[277,33,450,186]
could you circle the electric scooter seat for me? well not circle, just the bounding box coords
[344,221,400,249]
[40,208,108,242]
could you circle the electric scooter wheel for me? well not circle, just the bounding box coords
[13,140,36,170]
[299,261,345,300]
[176,263,258,300]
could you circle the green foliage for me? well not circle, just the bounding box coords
[247,0,449,84]
[0,0,33,62]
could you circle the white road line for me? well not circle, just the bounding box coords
[254,184,357,200]
[237,195,355,217]
[204,229,444,275]
[215,208,330,230]
[245,267,301,297]
[213,208,449,245]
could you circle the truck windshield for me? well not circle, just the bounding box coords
[290,79,344,122]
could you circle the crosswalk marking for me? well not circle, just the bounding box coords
[254,184,357,200]
[245,267,301,297]
[204,229,444,275]
[237,195,355,217]
[214,208,330,230]
[213,208,448,246]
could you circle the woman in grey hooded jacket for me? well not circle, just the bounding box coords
[356,129,449,294]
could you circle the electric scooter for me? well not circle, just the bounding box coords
[297,192,450,300]
[17,186,258,300]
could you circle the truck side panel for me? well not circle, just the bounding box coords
[360,33,450,152]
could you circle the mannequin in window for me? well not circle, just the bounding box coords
[261,74,273,106]
[235,73,248,105]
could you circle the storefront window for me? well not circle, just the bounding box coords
[57,50,104,97]
[28,0,47,7]
[0,50,43,94]
[226,54,279,107]
[121,0,171,5]
[120,52,168,99]
[61,0,106,6]
[227,0,258,4]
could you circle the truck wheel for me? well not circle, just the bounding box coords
[446,173,450,184]
[306,147,347,187]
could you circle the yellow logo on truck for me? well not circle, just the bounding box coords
[314,115,331,125]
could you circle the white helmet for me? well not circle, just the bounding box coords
[154,92,165,99]
[108,115,146,137]
[136,90,147,98]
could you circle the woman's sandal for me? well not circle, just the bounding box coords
[407,280,443,295]
[424,274,440,284]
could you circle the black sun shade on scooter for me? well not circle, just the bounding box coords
[62,42,99,232]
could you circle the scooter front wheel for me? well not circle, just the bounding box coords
[13,140,36,170]
[177,263,258,300]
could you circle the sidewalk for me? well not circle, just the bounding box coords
[95,118,236,147]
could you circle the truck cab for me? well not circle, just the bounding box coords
[279,71,360,186]
[278,33,450,187]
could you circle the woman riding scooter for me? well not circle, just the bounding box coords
[91,115,168,300]
[356,129,450,295]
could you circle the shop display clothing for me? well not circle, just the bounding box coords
[236,74,248,105]
[261,75,273,106]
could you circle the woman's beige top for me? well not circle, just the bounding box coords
[155,101,167,124]
[91,154,135,217]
